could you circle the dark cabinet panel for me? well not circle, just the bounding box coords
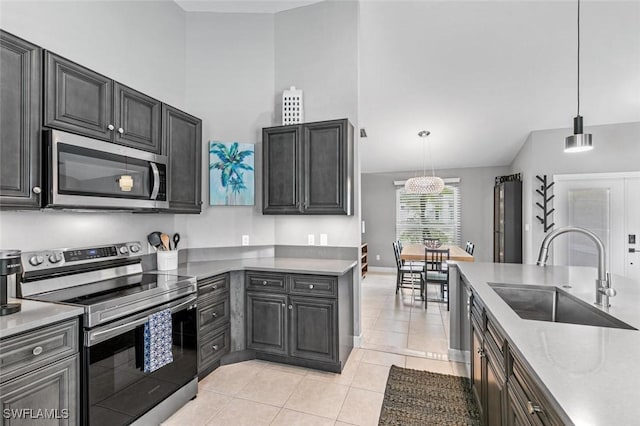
[45,52,113,141]
[246,292,288,355]
[163,104,202,213]
[262,118,353,215]
[486,350,505,426]
[470,319,485,422]
[197,274,230,378]
[262,126,300,213]
[0,31,42,208]
[289,296,336,363]
[494,181,522,263]
[114,83,161,153]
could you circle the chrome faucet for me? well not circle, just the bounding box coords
[536,226,616,307]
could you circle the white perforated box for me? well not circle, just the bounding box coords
[282,86,303,125]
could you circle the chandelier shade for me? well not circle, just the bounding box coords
[405,176,445,194]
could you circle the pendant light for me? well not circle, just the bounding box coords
[405,130,445,194]
[565,0,593,153]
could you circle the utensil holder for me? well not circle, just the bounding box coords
[157,250,178,271]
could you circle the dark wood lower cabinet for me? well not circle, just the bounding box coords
[197,274,231,378]
[289,296,336,363]
[246,292,288,356]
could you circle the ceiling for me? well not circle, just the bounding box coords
[173,1,640,173]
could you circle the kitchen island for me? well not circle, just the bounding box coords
[451,262,640,425]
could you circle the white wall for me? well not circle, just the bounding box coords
[0,0,185,251]
[511,121,640,264]
[175,12,276,249]
[273,0,361,247]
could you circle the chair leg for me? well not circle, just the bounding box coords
[395,271,400,294]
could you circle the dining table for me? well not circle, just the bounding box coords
[400,243,475,262]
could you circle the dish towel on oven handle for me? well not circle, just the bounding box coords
[143,308,174,373]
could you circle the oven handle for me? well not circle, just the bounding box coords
[150,162,160,200]
[86,296,197,346]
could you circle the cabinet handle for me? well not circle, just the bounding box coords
[32,186,41,194]
[526,401,543,415]
[212,345,219,351]
[212,284,217,290]
[309,284,314,289]
[107,124,115,131]
[476,347,486,358]
[288,305,293,310]
[211,312,217,318]
[118,127,124,134]
[262,281,267,285]
[32,346,43,356]
[282,303,286,308]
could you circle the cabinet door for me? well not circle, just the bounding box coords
[246,292,288,355]
[486,351,506,426]
[470,319,485,422]
[163,104,202,213]
[289,296,337,363]
[45,52,113,141]
[113,83,161,153]
[302,119,352,215]
[0,354,79,425]
[262,126,300,214]
[0,31,42,209]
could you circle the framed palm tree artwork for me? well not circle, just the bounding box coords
[209,141,255,205]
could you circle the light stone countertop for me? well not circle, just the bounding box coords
[171,257,358,280]
[455,262,640,426]
[0,298,83,339]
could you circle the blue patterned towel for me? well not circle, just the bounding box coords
[143,308,174,373]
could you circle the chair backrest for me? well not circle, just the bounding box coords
[425,248,450,272]
[392,241,402,269]
[466,242,475,255]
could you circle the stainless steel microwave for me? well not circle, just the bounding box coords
[44,130,169,210]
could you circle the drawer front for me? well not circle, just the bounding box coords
[198,326,230,370]
[198,273,229,299]
[198,295,230,335]
[0,318,79,383]
[246,272,287,293]
[486,316,506,369]
[289,275,337,298]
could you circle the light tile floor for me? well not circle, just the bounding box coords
[163,272,467,426]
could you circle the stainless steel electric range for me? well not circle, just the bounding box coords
[20,242,198,426]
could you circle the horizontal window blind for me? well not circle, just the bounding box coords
[396,184,461,245]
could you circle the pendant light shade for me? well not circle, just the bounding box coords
[404,130,444,194]
[565,0,593,153]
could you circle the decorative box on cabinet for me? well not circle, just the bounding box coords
[263,118,354,215]
[0,318,80,425]
[44,51,162,153]
[245,271,353,372]
[0,30,42,209]
[197,274,231,378]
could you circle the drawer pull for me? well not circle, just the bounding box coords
[309,284,314,289]
[212,284,217,290]
[288,305,293,310]
[32,346,43,356]
[476,347,486,358]
[211,312,217,318]
[212,345,219,351]
[262,280,267,285]
[526,401,543,415]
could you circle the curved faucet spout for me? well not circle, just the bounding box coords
[536,226,613,307]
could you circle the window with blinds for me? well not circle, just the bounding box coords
[396,184,461,245]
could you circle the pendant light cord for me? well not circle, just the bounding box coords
[429,137,435,177]
[577,0,581,116]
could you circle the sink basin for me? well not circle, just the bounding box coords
[489,283,637,330]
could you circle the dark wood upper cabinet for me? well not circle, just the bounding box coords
[494,180,522,263]
[114,82,162,153]
[262,118,353,215]
[163,104,202,213]
[45,51,113,141]
[0,30,42,209]
[262,126,300,213]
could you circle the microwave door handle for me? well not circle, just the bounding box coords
[150,162,160,200]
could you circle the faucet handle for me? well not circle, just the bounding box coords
[599,273,616,298]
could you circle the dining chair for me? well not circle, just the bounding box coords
[393,241,421,294]
[421,248,451,310]
[465,241,475,256]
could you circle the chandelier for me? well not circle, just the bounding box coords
[405,130,444,194]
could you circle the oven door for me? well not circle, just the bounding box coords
[83,296,197,426]
[47,129,168,210]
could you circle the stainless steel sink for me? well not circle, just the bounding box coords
[488,283,637,330]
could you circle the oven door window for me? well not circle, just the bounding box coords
[58,143,152,199]
[86,308,197,426]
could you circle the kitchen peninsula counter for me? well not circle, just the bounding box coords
[454,262,640,425]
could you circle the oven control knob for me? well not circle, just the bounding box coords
[29,255,44,266]
[48,254,62,263]
[129,244,141,253]
[119,246,129,254]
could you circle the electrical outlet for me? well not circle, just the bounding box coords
[308,234,315,245]
[320,234,328,246]
[376,254,381,261]
[242,235,250,246]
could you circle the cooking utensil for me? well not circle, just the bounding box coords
[160,233,171,251]
[147,232,163,251]
[173,233,180,250]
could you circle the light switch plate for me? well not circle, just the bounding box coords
[320,234,328,246]
[242,235,249,246]
[308,234,315,245]
[376,254,381,261]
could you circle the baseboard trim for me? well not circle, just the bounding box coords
[368,266,395,274]
[353,333,363,347]
[448,348,470,364]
